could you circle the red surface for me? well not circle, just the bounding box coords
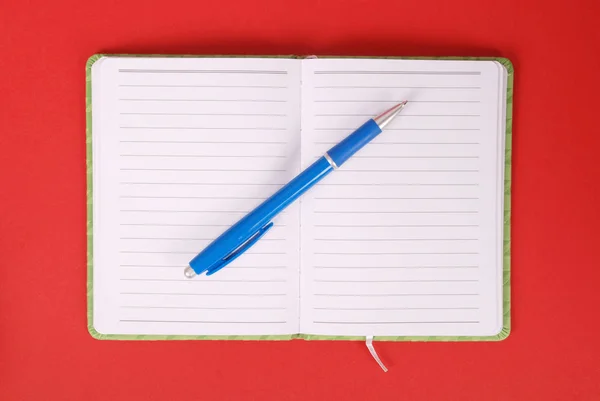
[1,0,600,399]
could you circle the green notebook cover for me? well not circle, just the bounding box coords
[86,54,513,341]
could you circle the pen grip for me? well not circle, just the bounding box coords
[326,119,382,167]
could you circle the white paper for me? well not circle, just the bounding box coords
[91,57,506,338]
[92,57,302,336]
[298,59,506,337]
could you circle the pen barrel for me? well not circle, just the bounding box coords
[326,119,382,167]
[188,157,334,274]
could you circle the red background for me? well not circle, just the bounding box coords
[1,0,599,399]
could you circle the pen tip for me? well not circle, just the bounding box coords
[373,101,408,129]
[184,266,197,278]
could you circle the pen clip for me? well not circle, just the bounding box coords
[206,222,274,275]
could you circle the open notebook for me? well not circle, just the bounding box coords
[87,55,512,340]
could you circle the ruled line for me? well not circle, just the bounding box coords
[313,71,481,75]
[120,292,287,296]
[312,238,478,242]
[119,126,287,130]
[119,99,287,103]
[353,156,479,159]
[314,252,478,255]
[119,209,251,213]
[120,306,287,310]
[332,168,480,172]
[120,320,287,324]
[312,321,480,324]
[119,223,256,227]
[119,69,288,74]
[313,211,478,214]
[313,266,479,269]
[120,265,287,269]
[119,182,285,186]
[119,141,288,145]
[119,167,286,171]
[118,209,288,214]
[119,278,287,283]
[313,293,479,297]
[119,85,287,89]
[312,127,481,131]
[314,279,478,283]
[119,112,287,116]
[119,195,268,199]
[320,183,479,186]
[119,237,285,241]
[119,155,287,159]
[313,128,481,131]
[315,86,481,89]
[119,251,286,255]
[314,100,481,104]
[313,143,480,147]
[314,197,479,200]
[314,224,478,228]
[313,307,479,311]
[314,114,481,118]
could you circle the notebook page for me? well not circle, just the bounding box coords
[299,59,505,337]
[91,57,302,336]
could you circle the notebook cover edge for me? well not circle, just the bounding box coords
[85,54,513,341]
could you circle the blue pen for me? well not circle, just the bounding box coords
[183,101,407,278]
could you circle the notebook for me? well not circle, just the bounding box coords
[86,54,512,341]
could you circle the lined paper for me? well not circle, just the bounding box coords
[92,57,301,335]
[92,56,506,338]
[299,59,506,336]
